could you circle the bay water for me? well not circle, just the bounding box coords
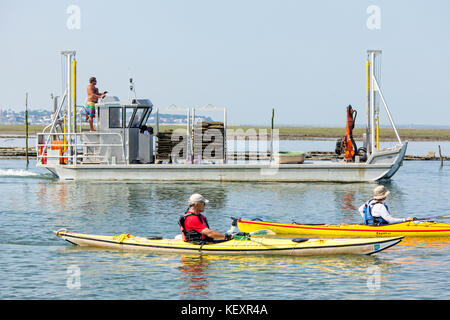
[0,139,449,300]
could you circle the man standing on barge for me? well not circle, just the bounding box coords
[86,77,107,132]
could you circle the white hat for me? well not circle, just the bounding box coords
[188,193,209,205]
[373,185,390,200]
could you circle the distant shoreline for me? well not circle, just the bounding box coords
[1,125,450,141]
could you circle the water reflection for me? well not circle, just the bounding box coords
[398,237,450,247]
[178,255,210,298]
[34,178,412,231]
[35,181,229,212]
[36,174,441,235]
[174,252,398,299]
[56,233,450,300]
[329,181,408,225]
[51,244,405,299]
[4,159,450,300]
[36,182,70,212]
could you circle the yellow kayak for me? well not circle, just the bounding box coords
[54,229,403,256]
[237,219,450,238]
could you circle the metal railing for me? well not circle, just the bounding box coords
[36,132,126,165]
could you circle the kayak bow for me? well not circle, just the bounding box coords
[54,229,403,256]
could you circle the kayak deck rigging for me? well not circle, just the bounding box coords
[54,229,403,256]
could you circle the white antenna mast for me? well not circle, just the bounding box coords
[128,68,137,100]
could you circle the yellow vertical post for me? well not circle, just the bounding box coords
[63,118,67,153]
[366,61,370,100]
[366,60,371,153]
[72,58,77,133]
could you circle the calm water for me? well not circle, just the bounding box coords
[2,134,449,157]
[0,156,449,299]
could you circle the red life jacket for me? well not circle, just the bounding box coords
[178,211,213,244]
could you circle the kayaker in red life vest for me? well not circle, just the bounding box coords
[359,186,415,225]
[179,194,233,244]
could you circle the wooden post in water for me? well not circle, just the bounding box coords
[25,93,29,168]
[270,108,274,161]
[439,145,443,167]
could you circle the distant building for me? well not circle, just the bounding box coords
[0,109,214,125]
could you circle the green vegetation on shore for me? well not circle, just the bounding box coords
[229,126,450,141]
[0,125,46,134]
[1,124,450,141]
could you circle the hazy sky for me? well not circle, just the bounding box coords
[1,0,449,126]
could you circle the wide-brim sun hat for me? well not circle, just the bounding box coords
[188,193,209,205]
[373,185,390,200]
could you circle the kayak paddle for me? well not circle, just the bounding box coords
[227,217,276,237]
[248,229,276,236]
[414,215,450,221]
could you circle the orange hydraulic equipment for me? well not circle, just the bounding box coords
[335,105,358,161]
[344,105,357,160]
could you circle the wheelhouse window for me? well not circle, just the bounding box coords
[129,107,147,128]
[141,108,155,127]
[125,107,135,128]
[109,107,123,128]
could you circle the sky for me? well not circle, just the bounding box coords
[0,0,449,126]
